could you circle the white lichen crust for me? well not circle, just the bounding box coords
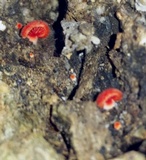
[0,20,6,31]
[61,20,100,57]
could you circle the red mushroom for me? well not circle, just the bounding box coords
[113,121,122,130]
[96,88,123,110]
[16,22,23,29]
[20,20,50,44]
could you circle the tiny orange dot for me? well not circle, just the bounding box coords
[70,73,76,81]
[16,22,23,29]
[114,121,122,130]
[29,52,34,58]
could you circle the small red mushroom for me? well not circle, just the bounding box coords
[16,22,23,29]
[113,121,122,130]
[96,88,123,110]
[20,20,50,44]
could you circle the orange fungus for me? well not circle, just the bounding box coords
[70,73,77,82]
[29,52,34,58]
[16,22,23,29]
[114,121,122,130]
[20,20,50,44]
[96,88,123,110]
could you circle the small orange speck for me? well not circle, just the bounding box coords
[114,121,122,130]
[16,22,23,29]
[70,73,76,81]
[29,52,34,58]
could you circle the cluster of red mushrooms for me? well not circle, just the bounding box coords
[16,20,123,130]
[96,88,123,130]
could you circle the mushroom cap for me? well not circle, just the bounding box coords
[114,121,122,130]
[20,20,50,44]
[16,22,23,29]
[96,88,123,109]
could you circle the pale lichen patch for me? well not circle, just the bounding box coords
[0,20,6,31]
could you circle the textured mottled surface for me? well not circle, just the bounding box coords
[0,0,145,160]
[52,101,109,160]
